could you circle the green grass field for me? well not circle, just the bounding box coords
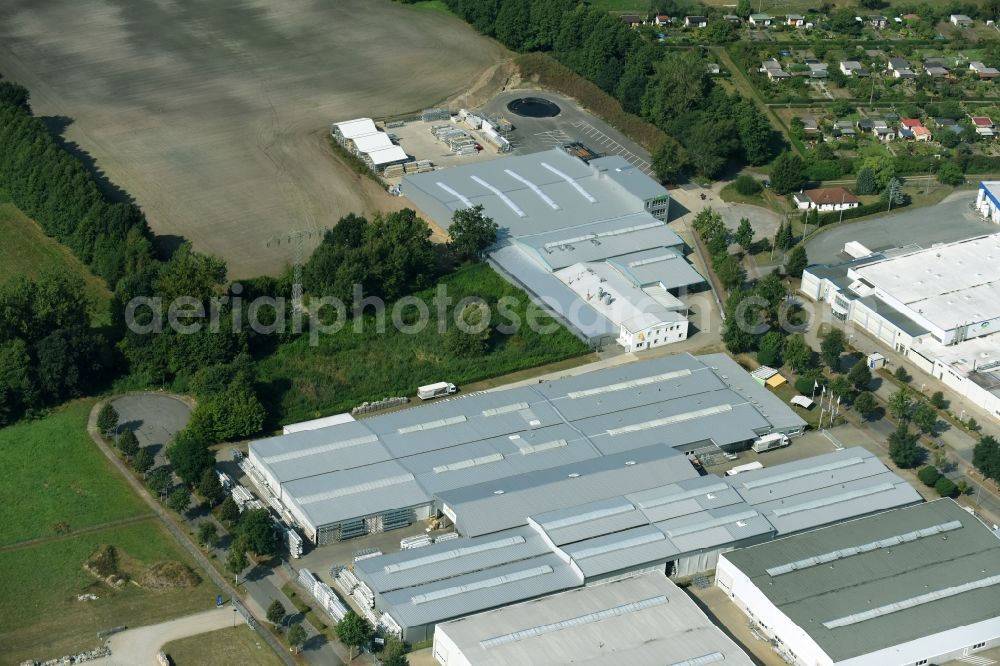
[257,263,590,424]
[0,401,148,547]
[163,626,284,666]
[0,520,216,665]
[0,203,112,326]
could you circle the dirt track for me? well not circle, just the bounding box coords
[0,0,504,277]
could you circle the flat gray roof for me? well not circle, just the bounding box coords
[434,572,754,666]
[722,500,1000,662]
[250,354,807,532]
[401,149,666,238]
[511,214,683,272]
[856,295,930,337]
[607,247,706,291]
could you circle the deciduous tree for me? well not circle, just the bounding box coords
[336,611,373,661]
[449,205,499,262]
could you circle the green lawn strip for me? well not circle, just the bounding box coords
[162,625,285,666]
[0,400,149,547]
[0,520,217,664]
[257,263,590,424]
[0,203,112,327]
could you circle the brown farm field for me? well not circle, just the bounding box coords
[0,0,506,277]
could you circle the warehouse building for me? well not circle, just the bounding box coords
[431,572,754,666]
[800,233,1000,420]
[400,149,704,349]
[246,353,807,545]
[330,117,410,173]
[716,500,1000,666]
[350,447,919,642]
[976,181,1000,223]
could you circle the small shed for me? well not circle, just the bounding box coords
[750,366,778,385]
[790,395,815,409]
[867,352,887,369]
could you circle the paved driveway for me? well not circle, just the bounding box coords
[113,393,192,460]
[94,607,234,665]
[805,191,993,265]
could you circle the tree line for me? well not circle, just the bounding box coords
[437,0,775,180]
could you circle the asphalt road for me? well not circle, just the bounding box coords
[478,90,656,175]
[805,191,994,265]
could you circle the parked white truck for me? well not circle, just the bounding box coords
[417,382,457,400]
[752,433,790,453]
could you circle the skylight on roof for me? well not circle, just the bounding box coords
[665,510,759,538]
[298,473,415,505]
[740,457,866,490]
[822,574,1000,629]
[769,482,895,517]
[262,434,378,464]
[481,402,530,417]
[478,595,668,649]
[637,482,729,510]
[432,453,504,474]
[383,535,526,573]
[567,369,692,399]
[397,415,467,434]
[765,520,963,576]
[516,439,568,455]
[540,162,597,203]
[607,404,732,436]
[436,182,473,208]
[542,501,636,531]
[571,531,665,559]
[504,170,560,210]
[410,565,553,605]
[471,176,525,217]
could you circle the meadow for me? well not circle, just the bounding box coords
[162,626,284,666]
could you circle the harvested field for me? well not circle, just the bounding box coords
[0,0,505,277]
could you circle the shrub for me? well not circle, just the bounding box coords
[734,174,763,196]
[930,391,948,409]
[894,366,911,382]
[917,465,941,487]
[934,476,958,498]
[794,376,815,395]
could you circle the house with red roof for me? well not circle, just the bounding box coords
[912,126,932,142]
[900,118,923,128]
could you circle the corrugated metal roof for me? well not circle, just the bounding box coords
[381,553,582,629]
[434,573,754,666]
[607,247,707,291]
[722,500,1000,661]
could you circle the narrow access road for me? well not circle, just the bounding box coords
[93,608,234,666]
[86,401,297,666]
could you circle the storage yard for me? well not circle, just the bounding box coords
[0,0,505,277]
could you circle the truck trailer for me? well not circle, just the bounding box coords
[752,433,790,453]
[417,382,457,400]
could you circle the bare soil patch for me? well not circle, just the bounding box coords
[0,0,505,277]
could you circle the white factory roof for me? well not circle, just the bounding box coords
[365,145,409,166]
[850,233,1000,331]
[334,117,378,139]
[553,261,686,335]
[351,132,394,154]
[434,572,754,666]
[282,412,354,435]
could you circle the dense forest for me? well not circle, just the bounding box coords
[437,0,775,179]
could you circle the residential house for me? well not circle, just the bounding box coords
[839,60,869,76]
[761,59,790,80]
[950,14,973,27]
[973,116,996,137]
[786,14,805,27]
[874,125,897,142]
[832,120,857,138]
[793,187,861,212]
[685,15,708,28]
[913,126,933,141]
[749,13,773,26]
[621,14,643,28]
[970,61,1000,80]
[925,65,949,78]
[898,127,915,140]
[807,62,828,78]
[800,117,819,137]
[653,14,670,26]
[869,15,889,28]
[901,118,923,129]
[857,118,876,133]
[723,14,741,23]
[888,57,916,78]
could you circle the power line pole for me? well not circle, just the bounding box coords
[266,230,316,325]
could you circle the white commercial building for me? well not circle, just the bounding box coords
[716,500,1000,666]
[432,572,754,666]
[330,117,411,173]
[801,233,1000,421]
[976,181,1000,224]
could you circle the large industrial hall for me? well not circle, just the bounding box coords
[247,353,806,546]
[400,148,705,351]
[801,232,1000,420]
[717,499,1000,666]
